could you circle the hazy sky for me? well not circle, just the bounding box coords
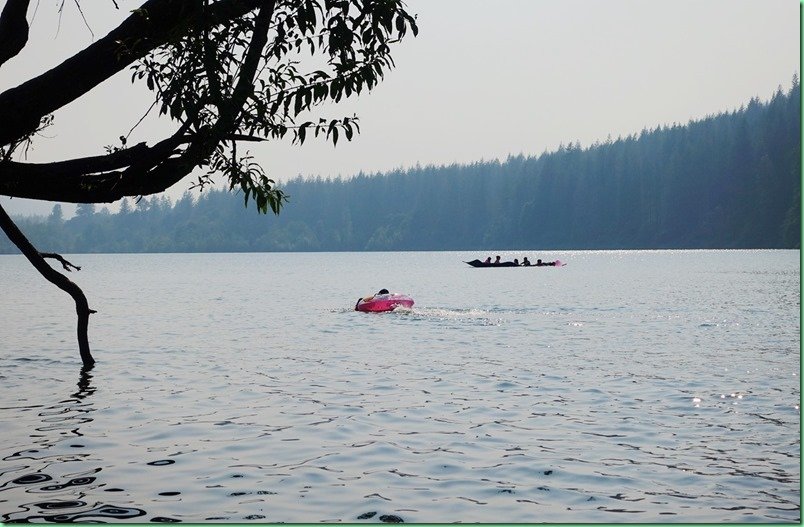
[0,0,799,216]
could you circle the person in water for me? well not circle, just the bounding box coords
[522,257,531,266]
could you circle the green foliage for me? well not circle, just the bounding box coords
[128,0,417,213]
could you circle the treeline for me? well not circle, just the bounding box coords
[2,78,800,253]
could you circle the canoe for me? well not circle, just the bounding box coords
[465,259,517,267]
[355,293,415,312]
[465,259,563,267]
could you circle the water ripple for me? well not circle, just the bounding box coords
[0,250,799,522]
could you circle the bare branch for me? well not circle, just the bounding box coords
[0,0,31,67]
[0,130,191,202]
[40,252,82,272]
[72,0,95,40]
[0,203,95,365]
[2,141,152,178]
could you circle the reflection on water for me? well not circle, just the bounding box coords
[0,250,800,522]
[0,366,152,523]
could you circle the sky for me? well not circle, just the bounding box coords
[0,0,800,217]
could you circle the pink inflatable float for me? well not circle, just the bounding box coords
[355,292,415,312]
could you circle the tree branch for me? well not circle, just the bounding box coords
[0,126,196,202]
[40,252,82,272]
[130,1,278,200]
[1,142,152,178]
[0,0,263,146]
[0,0,30,67]
[0,202,95,366]
[219,0,275,128]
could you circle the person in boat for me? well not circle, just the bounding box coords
[522,257,531,266]
[484,256,491,264]
[355,288,390,310]
[513,258,519,266]
[494,255,501,264]
[536,259,544,266]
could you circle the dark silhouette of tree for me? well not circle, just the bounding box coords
[0,0,418,365]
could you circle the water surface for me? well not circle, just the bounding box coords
[0,250,799,522]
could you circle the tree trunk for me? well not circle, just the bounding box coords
[0,203,95,366]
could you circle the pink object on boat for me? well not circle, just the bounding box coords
[355,293,415,312]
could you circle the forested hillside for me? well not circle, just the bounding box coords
[2,79,800,253]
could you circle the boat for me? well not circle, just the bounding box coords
[465,259,563,267]
[355,293,415,312]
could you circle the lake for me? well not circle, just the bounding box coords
[0,249,800,523]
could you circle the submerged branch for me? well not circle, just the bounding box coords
[40,252,82,272]
[0,203,95,366]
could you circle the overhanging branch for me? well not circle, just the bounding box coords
[0,0,30,67]
[0,129,193,202]
[1,142,152,178]
[0,0,262,146]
